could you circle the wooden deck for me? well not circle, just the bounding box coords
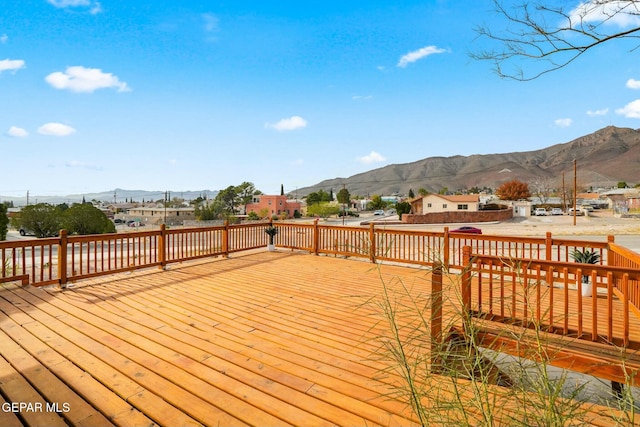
[0,251,634,426]
[1,251,432,426]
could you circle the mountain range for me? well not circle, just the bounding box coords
[297,126,640,197]
[1,189,217,207]
[3,126,638,205]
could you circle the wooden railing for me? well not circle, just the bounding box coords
[608,241,640,317]
[0,220,634,292]
[461,247,640,348]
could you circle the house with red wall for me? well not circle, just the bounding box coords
[245,195,301,219]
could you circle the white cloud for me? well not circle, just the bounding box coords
[65,160,102,170]
[352,95,373,100]
[554,118,573,128]
[202,13,220,42]
[7,126,28,137]
[616,99,640,118]
[569,1,640,28]
[357,151,386,164]
[627,78,640,89]
[48,0,102,14]
[202,13,219,32]
[38,122,76,136]
[586,108,609,116]
[397,45,446,68]
[45,66,130,93]
[0,34,7,44]
[265,116,307,131]
[0,59,25,73]
[291,159,304,166]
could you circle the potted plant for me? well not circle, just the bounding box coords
[570,248,600,297]
[265,225,278,251]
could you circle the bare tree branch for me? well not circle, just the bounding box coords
[472,0,640,80]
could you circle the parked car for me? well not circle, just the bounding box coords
[128,221,144,227]
[534,208,547,216]
[550,208,563,216]
[19,227,33,236]
[373,210,385,215]
[450,226,482,234]
[568,208,584,216]
[581,205,594,212]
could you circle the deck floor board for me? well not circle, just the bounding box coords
[0,251,634,426]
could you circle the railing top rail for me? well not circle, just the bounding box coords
[165,225,225,234]
[67,230,161,242]
[548,238,609,249]
[472,253,640,280]
[0,237,58,249]
[228,221,270,229]
[609,242,640,264]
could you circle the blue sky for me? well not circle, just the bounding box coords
[2,0,640,198]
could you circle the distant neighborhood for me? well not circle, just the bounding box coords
[3,178,640,239]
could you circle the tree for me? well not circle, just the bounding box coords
[473,0,640,81]
[395,201,412,219]
[236,181,258,214]
[306,190,331,205]
[0,203,8,241]
[306,202,340,218]
[418,188,429,197]
[195,200,224,220]
[336,188,351,206]
[408,188,415,199]
[369,194,386,210]
[63,203,116,235]
[530,176,556,204]
[16,203,63,238]
[215,186,239,214]
[280,184,284,196]
[496,179,532,201]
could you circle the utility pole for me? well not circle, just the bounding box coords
[561,172,566,214]
[164,191,168,225]
[573,159,577,226]
[26,190,29,206]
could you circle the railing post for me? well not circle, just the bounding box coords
[158,224,167,269]
[369,222,376,263]
[443,227,450,270]
[607,235,615,266]
[545,232,552,261]
[58,229,67,288]
[222,220,229,257]
[431,262,443,373]
[462,245,472,315]
[313,218,319,255]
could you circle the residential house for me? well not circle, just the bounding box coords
[126,206,195,225]
[245,195,301,219]
[410,194,480,215]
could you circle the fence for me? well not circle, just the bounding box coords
[461,247,640,348]
[0,220,632,291]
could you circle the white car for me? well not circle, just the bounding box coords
[534,208,547,216]
[550,208,563,215]
[568,207,584,216]
[373,210,385,215]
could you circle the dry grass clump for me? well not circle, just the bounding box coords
[367,261,639,426]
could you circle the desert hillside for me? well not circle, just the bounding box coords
[297,126,640,196]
